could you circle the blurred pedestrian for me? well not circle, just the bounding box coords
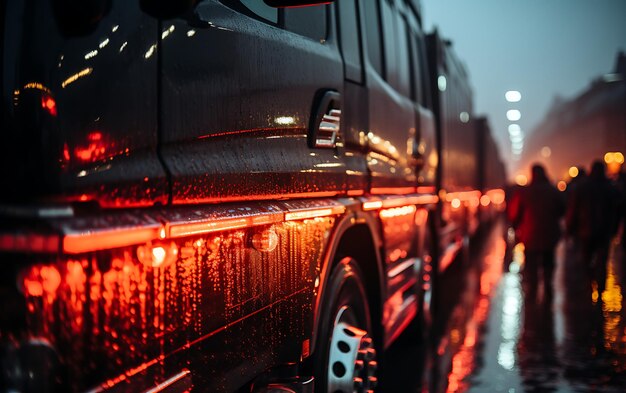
[566,167,586,196]
[566,160,620,295]
[509,164,565,304]
[617,170,626,252]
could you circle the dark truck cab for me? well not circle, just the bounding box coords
[0,0,503,392]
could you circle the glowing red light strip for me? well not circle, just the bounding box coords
[416,186,436,194]
[6,199,346,254]
[362,194,438,212]
[370,186,416,195]
[63,226,161,254]
[413,194,439,205]
[444,190,481,202]
[362,200,383,211]
[284,206,345,221]
[168,212,284,238]
[0,233,60,253]
[379,205,417,218]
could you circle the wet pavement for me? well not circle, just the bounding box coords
[383,219,626,392]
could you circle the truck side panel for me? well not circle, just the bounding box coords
[0,0,167,207]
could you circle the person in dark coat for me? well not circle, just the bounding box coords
[509,164,565,304]
[566,160,620,295]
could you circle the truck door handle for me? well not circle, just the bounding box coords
[309,91,341,149]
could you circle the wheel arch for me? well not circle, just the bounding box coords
[310,211,386,358]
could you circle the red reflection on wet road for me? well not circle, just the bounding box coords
[463,231,626,392]
[446,235,505,393]
[382,221,626,393]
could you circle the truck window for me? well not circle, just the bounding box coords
[415,33,431,108]
[380,0,397,86]
[284,5,327,41]
[337,0,363,83]
[362,0,383,76]
[394,16,411,97]
[408,31,420,103]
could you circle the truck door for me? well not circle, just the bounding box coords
[361,0,418,192]
[159,1,349,205]
[158,1,347,389]
[358,0,423,345]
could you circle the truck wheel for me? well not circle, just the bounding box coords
[315,257,378,393]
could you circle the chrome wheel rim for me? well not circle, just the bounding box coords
[327,306,378,393]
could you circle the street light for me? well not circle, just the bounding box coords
[508,124,521,135]
[505,90,522,102]
[506,110,521,121]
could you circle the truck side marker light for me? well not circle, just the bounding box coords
[486,189,506,204]
[362,200,383,211]
[169,218,248,237]
[347,189,364,196]
[371,187,416,195]
[274,116,296,125]
[0,233,60,253]
[413,195,439,205]
[284,207,344,221]
[451,198,461,209]
[417,186,436,194]
[64,227,161,254]
[168,213,283,238]
[480,195,491,207]
[445,190,482,202]
[250,228,278,252]
[379,205,416,219]
[136,241,178,268]
[415,208,429,226]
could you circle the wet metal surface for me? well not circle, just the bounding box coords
[384,221,626,392]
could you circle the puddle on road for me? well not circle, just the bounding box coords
[465,237,626,393]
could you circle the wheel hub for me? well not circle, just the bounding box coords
[328,307,378,393]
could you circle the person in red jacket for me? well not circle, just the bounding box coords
[509,164,565,305]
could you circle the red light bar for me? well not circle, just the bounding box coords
[285,207,343,221]
[0,233,60,253]
[63,226,161,254]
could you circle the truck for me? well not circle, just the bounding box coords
[0,0,505,391]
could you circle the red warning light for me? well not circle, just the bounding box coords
[41,95,57,116]
[136,241,178,268]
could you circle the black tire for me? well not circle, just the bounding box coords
[314,257,378,393]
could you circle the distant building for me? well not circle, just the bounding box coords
[518,51,626,182]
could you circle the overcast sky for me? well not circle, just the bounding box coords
[421,0,626,174]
